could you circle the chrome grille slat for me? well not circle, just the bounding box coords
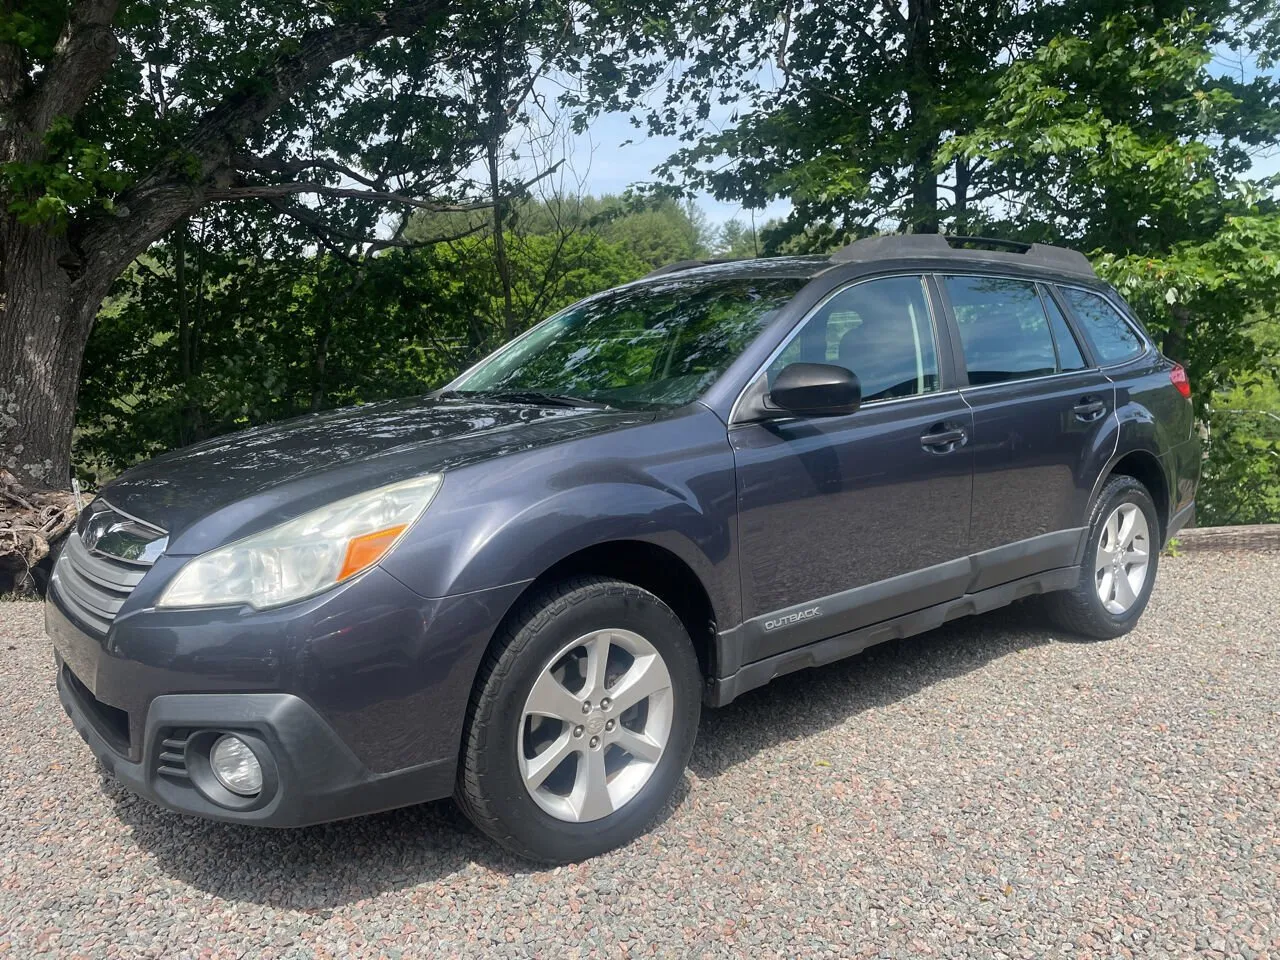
[61,533,148,588]
[53,517,163,635]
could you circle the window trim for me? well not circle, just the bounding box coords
[1051,281,1153,370]
[727,272,948,426]
[1036,282,1090,373]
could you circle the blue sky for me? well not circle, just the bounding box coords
[560,110,792,229]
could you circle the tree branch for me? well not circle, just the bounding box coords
[265,196,486,250]
[31,0,120,132]
[211,158,564,210]
[75,0,453,302]
[208,181,495,211]
[232,153,384,190]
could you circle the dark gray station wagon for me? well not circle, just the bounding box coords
[48,234,1200,862]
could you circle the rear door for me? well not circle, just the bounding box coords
[730,274,974,663]
[937,274,1114,587]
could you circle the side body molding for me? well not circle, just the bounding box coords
[711,527,1086,701]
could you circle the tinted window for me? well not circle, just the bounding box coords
[1061,287,1145,364]
[455,276,804,408]
[944,276,1057,385]
[768,276,939,402]
[1043,291,1087,371]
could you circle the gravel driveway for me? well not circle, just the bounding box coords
[2,549,1278,959]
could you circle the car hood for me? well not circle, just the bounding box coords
[100,396,651,548]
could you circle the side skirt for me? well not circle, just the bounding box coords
[705,565,1080,707]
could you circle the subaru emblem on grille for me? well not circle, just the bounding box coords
[80,502,168,564]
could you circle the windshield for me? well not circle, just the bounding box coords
[449,276,804,408]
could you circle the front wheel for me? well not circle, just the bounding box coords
[455,576,701,863]
[1042,475,1160,640]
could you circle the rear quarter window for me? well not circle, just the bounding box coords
[1059,287,1146,365]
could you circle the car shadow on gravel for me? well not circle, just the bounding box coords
[689,599,1059,781]
[104,600,1056,909]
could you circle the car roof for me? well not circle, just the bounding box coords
[637,234,1101,287]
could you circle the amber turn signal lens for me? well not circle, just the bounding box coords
[337,524,408,581]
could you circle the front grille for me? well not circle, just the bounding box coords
[62,664,132,755]
[51,531,149,634]
[157,730,192,781]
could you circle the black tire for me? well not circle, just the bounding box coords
[455,575,701,863]
[1042,475,1160,640]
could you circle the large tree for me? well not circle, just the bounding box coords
[597,0,1057,245]
[0,0,613,490]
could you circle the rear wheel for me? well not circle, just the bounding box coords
[455,576,701,863]
[1043,475,1160,640]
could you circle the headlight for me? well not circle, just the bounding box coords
[158,474,442,609]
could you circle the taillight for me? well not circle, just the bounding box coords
[1170,363,1191,399]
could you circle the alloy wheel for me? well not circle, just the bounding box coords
[518,628,674,822]
[1095,502,1151,615]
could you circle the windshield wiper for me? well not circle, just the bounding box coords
[444,390,611,410]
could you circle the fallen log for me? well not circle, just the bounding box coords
[0,469,80,596]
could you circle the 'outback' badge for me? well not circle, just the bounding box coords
[764,605,822,632]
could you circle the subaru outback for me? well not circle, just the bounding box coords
[47,234,1200,862]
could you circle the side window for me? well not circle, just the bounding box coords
[767,276,939,402]
[1042,289,1087,371]
[1060,287,1145,365]
[943,276,1057,385]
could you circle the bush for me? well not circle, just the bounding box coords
[1197,410,1280,525]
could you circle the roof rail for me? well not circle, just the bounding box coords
[643,258,739,279]
[830,233,1096,277]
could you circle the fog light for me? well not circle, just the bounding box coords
[209,735,263,796]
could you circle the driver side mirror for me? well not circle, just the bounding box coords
[766,362,862,417]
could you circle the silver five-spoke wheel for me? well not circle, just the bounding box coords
[1095,502,1150,614]
[518,628,673,822]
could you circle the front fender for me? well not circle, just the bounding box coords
[379,405,741,626]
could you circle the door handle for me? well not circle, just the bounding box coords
[1073,397,1107,422]
[921,423,968,453]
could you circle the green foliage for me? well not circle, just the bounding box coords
[409,194,713,268]
[3,118,128,228]
[1198,409,1280,525]
[1095,211,1280,410]
[75,204,649,479]
[1197,322,1280,525]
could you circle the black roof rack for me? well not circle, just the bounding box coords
[643,258,739,278]
[830,233,1096,277]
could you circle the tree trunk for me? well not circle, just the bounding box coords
[952,157,971,233]
[173,227,205,445]
[905,0,939,234]
[487,134,516,343]
[0,220,94,490]
[1163,303,1191,364]
[311,319,332,413]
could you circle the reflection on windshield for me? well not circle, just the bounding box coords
[453,276,804,408]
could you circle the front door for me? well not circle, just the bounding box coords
[937,274,1116,587]
[731,274,974,664]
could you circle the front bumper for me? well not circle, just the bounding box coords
[56,661,455,826]
[46,563,529,826]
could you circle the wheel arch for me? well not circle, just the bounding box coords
[491,539,720,682]
[1093,447,1170,542]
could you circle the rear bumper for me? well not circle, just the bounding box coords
[56,659,455,826]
